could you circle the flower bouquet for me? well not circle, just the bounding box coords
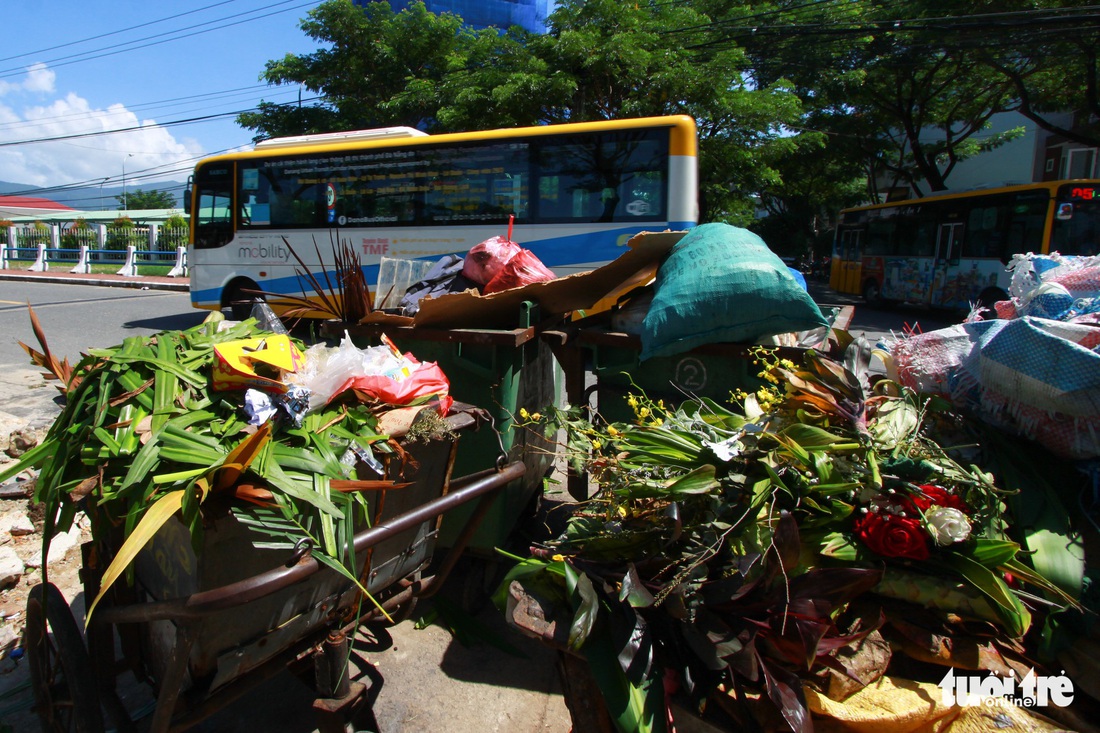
[498,348,1086,732]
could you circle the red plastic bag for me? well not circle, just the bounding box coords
[461,236,521,286]
[338,357,453,414]
[483,249,556,294]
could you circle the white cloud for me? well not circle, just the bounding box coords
[21,63,56,94]
[0,65,204,189]
[0,63,55,96]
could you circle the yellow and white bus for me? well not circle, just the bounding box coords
[831,179,1100,311]
[186,116,698,317]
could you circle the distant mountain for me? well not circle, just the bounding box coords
[0,179,188,211]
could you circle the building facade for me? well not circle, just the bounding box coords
[376,1,555,34]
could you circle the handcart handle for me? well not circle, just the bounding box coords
[95,461,525,625]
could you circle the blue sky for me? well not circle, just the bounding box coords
[0,1,324,195]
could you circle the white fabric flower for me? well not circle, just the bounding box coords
[925,506,971,546]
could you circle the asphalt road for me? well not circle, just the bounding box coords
[0,282,203,370]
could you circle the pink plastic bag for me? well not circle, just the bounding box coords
[461,236,521,286]
[483,249,556,294]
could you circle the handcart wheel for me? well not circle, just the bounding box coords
[24,583,105,733]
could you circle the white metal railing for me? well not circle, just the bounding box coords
[1,224,187,277]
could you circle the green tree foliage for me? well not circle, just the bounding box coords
[238,1,497,135]
[734,0,1025,197]
[117,189,177,210]
[237,0,1099,233]
[964,0,1100,150]
[106,216,140,251]
[160,214,190,249]
[60,218,94,249]
[239,0,809,223]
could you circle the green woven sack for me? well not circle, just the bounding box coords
[640,223,828,360]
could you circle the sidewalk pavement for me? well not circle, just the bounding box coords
[0,268,189,291]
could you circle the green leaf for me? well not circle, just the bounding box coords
[564,562,599,652]
[0,440,57,484]
[581,619,665,733]
[94,353,206,387]
[982,428,1085,599]
[966,538,1021,568]
[781,423,847,448]
[490,553,566,610]
[259,462,345,519]
[86,489,186,625]
[818,531,860,561]
[947,552,1031,637]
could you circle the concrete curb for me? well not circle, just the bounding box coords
[0,271,189,292]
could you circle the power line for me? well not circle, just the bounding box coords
[0,0,245,65]
[0,0,319,81]
[0,96,323,148]
[0,84,302,137]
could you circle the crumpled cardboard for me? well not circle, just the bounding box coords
[212,335,303,392]
[358,230,686,330]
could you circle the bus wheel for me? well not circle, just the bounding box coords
[224,280,261,321]
[862,280,883,307]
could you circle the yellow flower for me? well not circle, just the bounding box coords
[519,408,530,419]
[627,394,639,408]
[551,553,565,562]
[607,425,620,436]
[649,418,664,427]
[591,439,602,450]
[638,406,651,418]
[530,412,542,421]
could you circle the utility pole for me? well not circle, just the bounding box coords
[122,153,134,211]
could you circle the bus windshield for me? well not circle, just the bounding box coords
[1051,183,1100,256]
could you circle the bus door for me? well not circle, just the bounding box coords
[929,221,964,306]
[831,228,863,295]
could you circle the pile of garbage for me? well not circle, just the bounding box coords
[891,253,1100,459]
[396,233,555,316]
[501,347,1084,732]
[490,230,1094,732]
[0,308,454,621]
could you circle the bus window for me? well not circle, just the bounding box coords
[866,217,894,255]
[1006,191,1048,253]
[1052,194,1100,255]
[194,164,233,249]
[910,217,936,257]
[966,199,1010,259]
[535,130,666,223]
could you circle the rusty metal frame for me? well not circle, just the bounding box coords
[90,461,524,733]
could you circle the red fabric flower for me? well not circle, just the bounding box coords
[907,484,968,513]
[854,511,930,561]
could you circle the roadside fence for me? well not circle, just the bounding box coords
[0,224,188,277]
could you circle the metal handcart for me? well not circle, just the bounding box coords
[24,404,524,733]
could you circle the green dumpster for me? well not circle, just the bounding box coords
[578,326,806,425]
[337,301,560,552]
